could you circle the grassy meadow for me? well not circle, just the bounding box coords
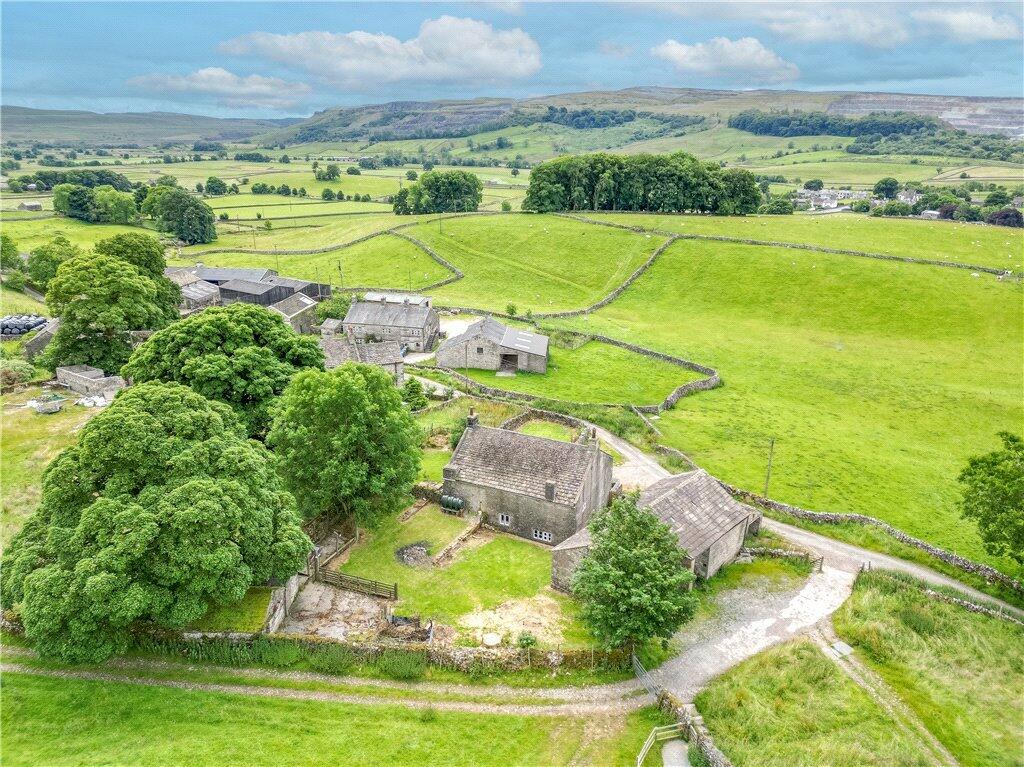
[553,237,1022,571]
[413,214,666,312]
[695,640,932,766]
[1,672,665,767]
[595,211,1024,272]
[1,286,48,316]
[833,572,1024,767]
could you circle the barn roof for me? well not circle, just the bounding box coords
[180,279,220,302]
[446,425,599,506]
[319,339,403,369]
[639,470,756,557]
[344,300,432,329]
[219,279,278,295]
[270,292,317,318]
[438,317,548,357]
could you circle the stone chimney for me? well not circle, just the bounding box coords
[466,407,478,428]
[545,482,555,502]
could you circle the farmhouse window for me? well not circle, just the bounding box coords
[498,513,511,526]
[532,529,552,543]
[477,347,484,354]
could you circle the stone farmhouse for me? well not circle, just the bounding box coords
[341,293,439,352]
[319,338,404,382]
[551,469,762,591]
[270,292,318,334]
[442,413,613,546]
[436,316,549,374]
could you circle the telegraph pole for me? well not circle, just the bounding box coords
[763,437,776,498]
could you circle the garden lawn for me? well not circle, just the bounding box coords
[418,448,451,482]
[454,339,696,406]
[172,233,450,289]
[415,214,665,312]
[188,587,273,633]
[515,420,578,442]
[695,640,932,766]
[340,506,559,632]
[1,672,634,767]
[1,287,48,316]
[415,397,523,436]
[1,387,97,546]
[593,211,1024,272]
[556,238,1023,572]
[833,571,1024,767]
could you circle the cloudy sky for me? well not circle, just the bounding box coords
[3,1,1022,117]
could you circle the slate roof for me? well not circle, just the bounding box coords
[344,300,432,329]
[552,526,592,551]
[320,318,344,333]
[219,279,279,296]
[639,470,756,557]
[267,276,312,290]
[438,317,549,357]
[164,267,200,287]
[270,292,317,318]
[180,279,220,303]
[364,291,430,307]
[446,425,598,506]
[319,339,402,369]
[196,267,275,284]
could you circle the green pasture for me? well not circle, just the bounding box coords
[453,339,695,406]
[834,572,1024,767]
[1,286,48,315]
[741,158,947,186]
[414,214,665,312]
[595,212,1024,272]
[554,238,1023,572]
[1,673,662,767]
[185,212,414,253]
[514,420,578,442]
[696,640,932,766]
[207,198,390,219]
[0,216,150,251]
[623,127,852,164]
[173,233,449,289]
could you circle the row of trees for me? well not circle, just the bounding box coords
[392,170,484,215]
[52,183,138,224]
[522,152,762,214]
[729,109,939,138]
[9,168,134,192]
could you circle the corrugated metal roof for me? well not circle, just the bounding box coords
[219,279,278,295]
[180,280,220,301]
[500,326,548,357]
[438,317,548,357]
[363,291,430,306]
[196,267,275,284]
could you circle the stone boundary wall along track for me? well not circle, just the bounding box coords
[861,569,1024,625]
[658,692,733,767]
[556,211,1017,278]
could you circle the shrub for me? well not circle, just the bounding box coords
[4,270,26,291]
[218,212,229,221]
[505,303,518,317]
[850,199,871,213]
[0,358,36,389]
[375,649,426,681]
[309,644,357,675]
[501,200,512,212]
[419,706,439,723]
[449,421,467,449]
[985,207,1023,228]
[517,631,538,649]
[251,637,302,668]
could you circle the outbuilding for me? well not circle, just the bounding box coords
[436,316,548,374]
[270,292,318,334]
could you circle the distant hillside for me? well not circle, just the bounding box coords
[0,106,299,146]
[258,87,1023,146]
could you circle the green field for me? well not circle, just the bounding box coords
[834,572,1024,767]
[454,339,697,405]
[414,214,665,312]
[172,233,450,290]
[695,640,932,766]
[514,420,579,442]
[1,673,664,767]
[555,238,1022,571]
[207,198,390,219]
[185,212,419,253]
[0,217,150,251]
[595,212,1024,272]
[1,287,48,316]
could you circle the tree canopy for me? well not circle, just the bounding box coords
[522,152,761,214]
[393,170,483,215]
[959,432,1024,565]
[267,364,420,524]
[0,381,311,663]
[873,177,900,199]
[26,235,81,291]
[572,493,697,648]
[44,253,174,373]
[93,232,181,322]
[0,233,19,271]
[151,187,217,244]
[122,303,324,436]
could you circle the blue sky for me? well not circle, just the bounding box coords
[3,1,1022,117]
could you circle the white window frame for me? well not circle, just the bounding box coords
[498,513,511,526]
[532,529,552,543]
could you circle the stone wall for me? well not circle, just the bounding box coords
[56,365,126,395]
[436,334,504,371]
[658,692,734,767]
[499,407,587,438]
[442,475,580,545]
[551,543,588,593]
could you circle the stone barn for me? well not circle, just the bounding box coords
[551,470,762,591]
[270,292,318,334]
[442,413,613,546]
[342,294,439,352]
[436,317,549,374]
[319,338,404,383]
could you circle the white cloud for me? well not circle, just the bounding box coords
[599,40,633,59]
[912,8,1022,42]
[127,67,310,110]
[651,37,799,84]
[220,16,541,90]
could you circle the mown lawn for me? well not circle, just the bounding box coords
[695,640,932,766]
[833,571,1024,767]
[418,448,451,482]
[454,339,696,406]
[1,387,97,546]
[188,587,273,633]
[172,233,450,289]
[414,214,665,312]
[2,672,660,767]
[556,238,1023,571]
[1,286,48,316]
[595,211,1024,272]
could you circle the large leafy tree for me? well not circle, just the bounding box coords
[94,232,181,322]
[0,232,21,270]
[573,493,697,648]
[873,177,900,199]
[122,303,324,436]
[152,187,217,244]
[268,364,420,524]
[26,235,81,291]
[959,432,1024,564]
[43,253,172,372]
[393,170,483,214]
[1,382,311,663]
